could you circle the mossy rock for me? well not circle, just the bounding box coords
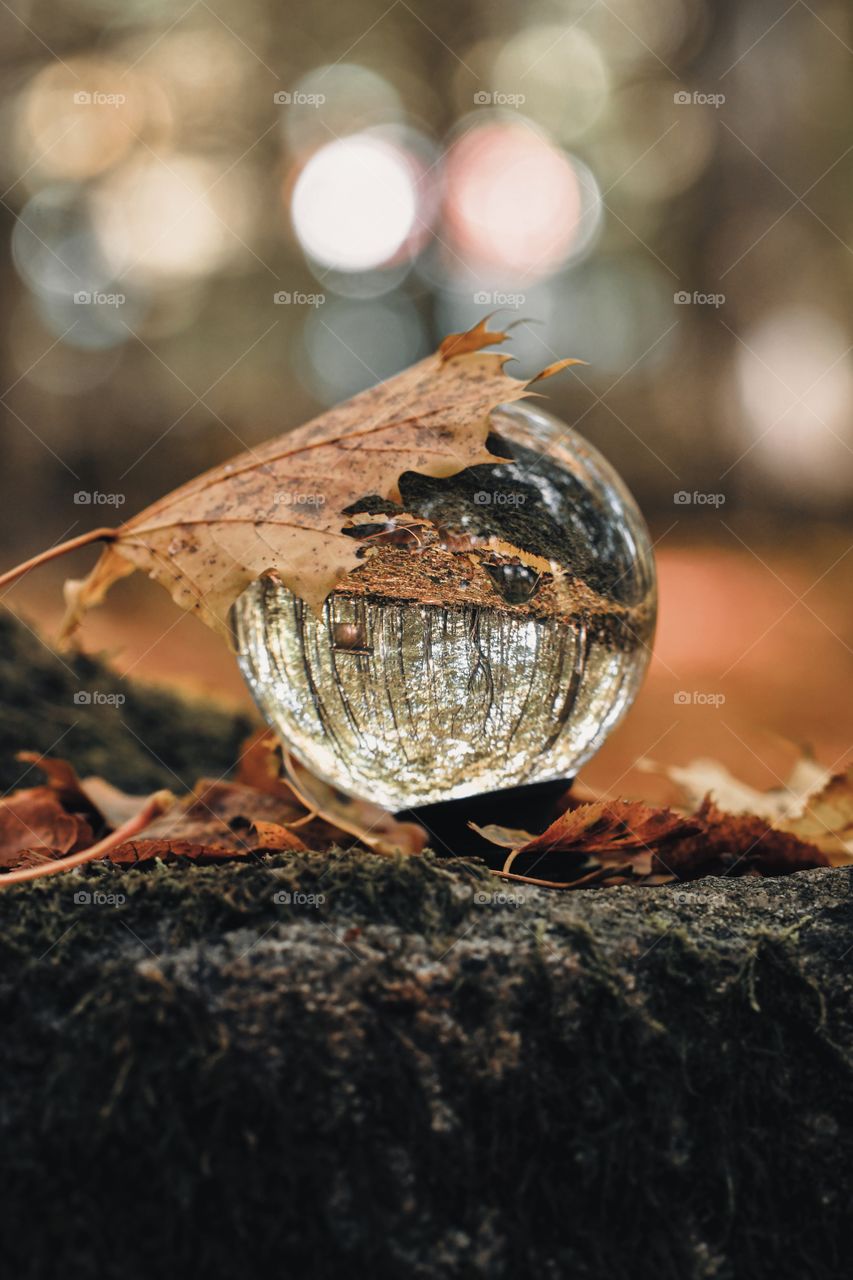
[0,611,251,791]
[3,853,853,1279]
[1,611,852,1279]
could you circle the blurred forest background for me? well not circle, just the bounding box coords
[0,0,850,796]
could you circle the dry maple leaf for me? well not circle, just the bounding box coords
[654,797,829,879]
[498,799,695,858]
[476,790,829,890]
[474,799,699,886]
[0,320,582,644]
[642,755,853,867]
[0,789,92,869]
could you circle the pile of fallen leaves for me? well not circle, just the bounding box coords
[1,733,850,891]
[0,732,426,885]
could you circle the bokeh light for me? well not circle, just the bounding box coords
[594,80,716,201]
[290,133,425,272]
[442,119,600,279]
[92,155,248,281]
[281,64,403,152]
[491,26,610,143]
[735,308,853,498]
[17,60,170,185]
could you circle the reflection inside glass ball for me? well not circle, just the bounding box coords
[232,402,656,810]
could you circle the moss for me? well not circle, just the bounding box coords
[0,852,852,1280]
[0,612,251,792]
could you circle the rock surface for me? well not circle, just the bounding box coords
[0,611,250,793]
[1,612,852,1279]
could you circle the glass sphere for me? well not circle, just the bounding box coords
[232,402,656,810]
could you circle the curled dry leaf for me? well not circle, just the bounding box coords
[282,747,427,856]
[476,791,828,890]
[490,800,695,859]
[474,800,697,884]
[0,789,92,869]
[642,755,853,867]
[110,778,311,857]
[16,749,170,831]
[17,321,581,645]
[236,727,302,801]
[239,728,427,854]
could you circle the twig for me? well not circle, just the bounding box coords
[493,864,634,890]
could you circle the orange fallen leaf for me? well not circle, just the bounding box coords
[282,748,427,856]
[0,789,92,869]
[641,754,853,867]
[493,799,695,858]
[0,321,583,644]
[477,792,827,889]
[15,750,168,832]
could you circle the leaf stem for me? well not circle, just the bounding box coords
[0,527,117,592]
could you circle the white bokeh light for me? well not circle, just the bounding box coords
[92,156,241,280]
[290,135,419,272]
[735,307,853,498]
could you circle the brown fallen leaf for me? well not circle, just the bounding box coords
[282,748,427,856]
[641,755,853,867]
[0,725,426,884]
[250,820,307,852]
[236,727,302,801]
[120,778,310,855]
[15,750,170,833]
[107,825,306,865]
[239,728,426,851]
[0,752,110,869]
[477,791,828,890]
[654,798,829,879]
[0,791,173,886]
[107,839,253,866]
[474,799,699,886]
[0,321,583,644]
[491,800,696,858]
[0,789,92,869]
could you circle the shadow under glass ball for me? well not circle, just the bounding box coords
[232,403,656,810]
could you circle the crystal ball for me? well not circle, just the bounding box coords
[232,402,656,810]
